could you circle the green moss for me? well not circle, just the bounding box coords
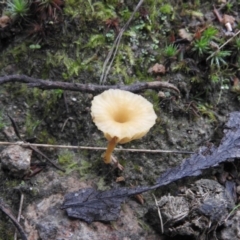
[9,42,28,62]
[25,111,41,137]
[58,150,94,179]
[96,177,108,190]
[5,0,29,19]
[144,90,159,113]
[58,150,79,175]
[192,37,210,56]
[58,150,75,165]
[197,103,217,122]
[64,0,94,18]
[5,84,28,100]
[202,26,218,40]
[78,160,93,179]
[0,111,6,131]
[5,179,21,188]
[0,220,14,240]
[164,44,178,57]
[38,130,56,144]
[160,4,173,15]
[93,2,117,20]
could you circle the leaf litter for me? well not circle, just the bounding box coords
[61,111,240,223]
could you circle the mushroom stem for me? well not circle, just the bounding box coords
[103,137,118,164]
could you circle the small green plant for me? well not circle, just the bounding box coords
[85,34,106,49]
[234,38,240,52]
[58,150,79,174]
[38,129,56,144]
[192,37,210,56]
[58,150,75,165]
[197,103,217,122]
[25,111,41,136]
[202,26,218,39]
[93,1,117,21]
[164,44,178,57]
[208,50,231,69]
[6,0,29,19]
[225,2,233,13]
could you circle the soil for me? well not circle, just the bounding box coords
[0,0,240,239]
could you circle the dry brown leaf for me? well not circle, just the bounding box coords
[116,176,125,182]
[231,77,240,93]
[148,63,166,74]
[0,16,11,28]
[178,28,193,41]
[158,91,166,98]
[134,194,144,205]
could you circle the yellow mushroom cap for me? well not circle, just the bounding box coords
[91,89,157,144]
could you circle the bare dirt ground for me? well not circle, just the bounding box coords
[1,0,240,239]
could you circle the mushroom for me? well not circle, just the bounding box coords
[91,89,157,163]
[222,14,235,32]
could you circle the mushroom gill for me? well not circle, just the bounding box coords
[91,89,157,163]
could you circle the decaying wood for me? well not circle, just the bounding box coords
[0,74,180,95]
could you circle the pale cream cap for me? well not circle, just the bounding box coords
[91,89,157,144]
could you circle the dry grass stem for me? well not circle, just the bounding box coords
[207,29,240,61]
[153,194,164,234]
[0,142,193,154]
[100,0,145,84]
[14,193,24,240]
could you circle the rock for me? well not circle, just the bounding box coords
[146,179,235,238]
[0,145,32,178]
[23,174,158,240]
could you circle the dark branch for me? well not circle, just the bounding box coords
[0,199,28,240]
[0,74,180,94]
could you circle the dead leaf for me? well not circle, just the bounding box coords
[178,28,193,41]
[116,176,125,182]
[148,63,166,74]
[133,194,144,204]
[231,77,240,94]
[61,186,152,223]
[158,91,166,98]
[0,16,11,28]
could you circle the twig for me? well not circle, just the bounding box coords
[100,0,145,84]
[213,5,223,23]
[7,114,23,141]
[28,144,65,172]
[14,193,24,240]
[0,141,194,154]
[153,194,164,234]
[0,74,180,95]
[206,29,240,61]
[0,199,27,240]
